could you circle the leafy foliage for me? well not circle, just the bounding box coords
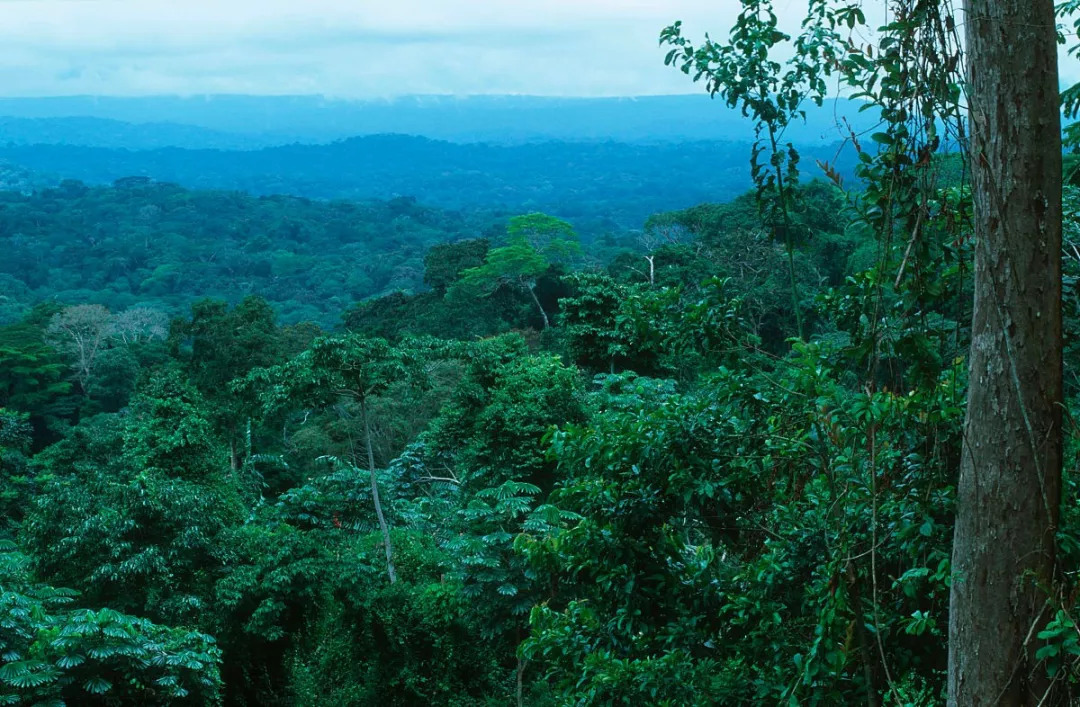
[0,542,222,705]
[2,23,1076,700]
[0,182,486,326]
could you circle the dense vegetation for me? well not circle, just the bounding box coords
[0,181,503,326]
[6,0,1080,703]
[0,176,878,703]
[0,136,857,231]
[4,166,1080,704]
[4,160,1068,703]
[0,177,861,331]
[0,128,1072,706]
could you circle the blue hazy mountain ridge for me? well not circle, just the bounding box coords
[0,94,870,146]
[0,135,856,230]
[0,116,277,150]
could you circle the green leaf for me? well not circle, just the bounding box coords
[83,677,113,694]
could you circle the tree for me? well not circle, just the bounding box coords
[420,335,586,493]
[949,1,1062,703]
[244,335,421,584]
[662,0,1065,702]
[45,304,112,393]
[0,308,72,432]
[0,409,31,537]
[110,306,169,345]
[0,543,222,704]
[176,297,283,471]
[459,244,552,328]
[454,213,581,329]
[506,213,579,258]
[447,479,576,707]
[638,213,694,285]
[423,238,489,293]
[559,272,631,372]
[22,370,245,624]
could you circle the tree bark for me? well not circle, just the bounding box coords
[362,398,397,584]
[845,565,878,707]
[526,282,550,329]
[949,1,1062,704]
[516,655,526,707]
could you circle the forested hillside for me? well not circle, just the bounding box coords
[1,184,891,705]
[5,0,1080,704]
[8,165,1077,704]
[0,94,869,145]
[0,180,502,326]
[0,116,274,151]
[0,136,856,229]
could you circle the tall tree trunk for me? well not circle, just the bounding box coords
[949,1,1062,704]
[516,655,526,707]
[362,398,397,584]
[845,565,878,707]
[527,282,550,329]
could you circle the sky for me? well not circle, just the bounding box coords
[0,0,1078,98]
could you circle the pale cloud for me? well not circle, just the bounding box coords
[0,0,1076,97]
[0,0,729,97]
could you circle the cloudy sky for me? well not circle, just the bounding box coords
[0,0,1077,98]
